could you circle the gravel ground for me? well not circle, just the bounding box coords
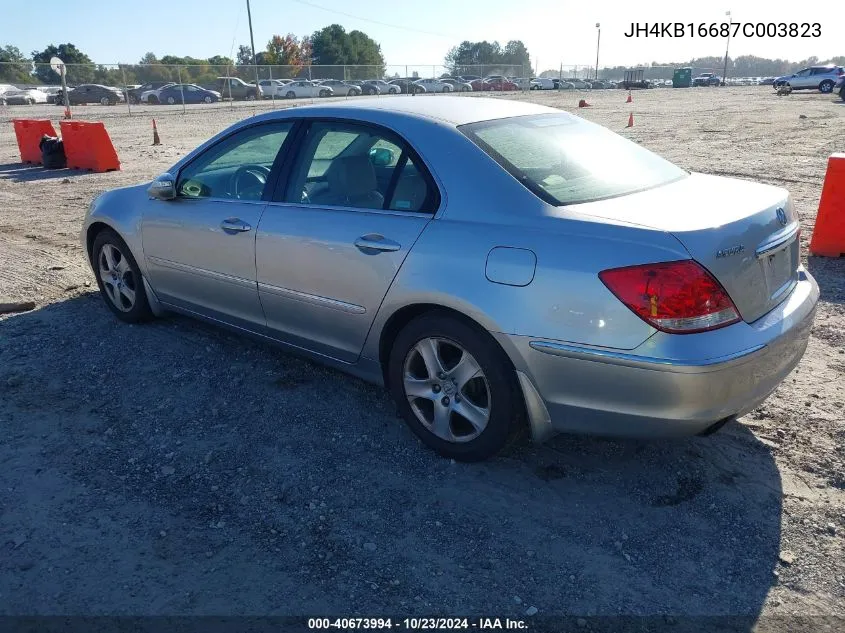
[0,87,843,625]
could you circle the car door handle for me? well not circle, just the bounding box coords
[220,218,252,233]
[354,235,401,252]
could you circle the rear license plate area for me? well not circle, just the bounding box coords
[763,241,797,300]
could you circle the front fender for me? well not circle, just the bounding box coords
[82,183,150,274]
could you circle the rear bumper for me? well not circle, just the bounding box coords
[498,269,818,439]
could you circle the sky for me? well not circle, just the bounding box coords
[4,0,842,71]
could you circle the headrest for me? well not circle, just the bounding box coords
[327,155,377,198]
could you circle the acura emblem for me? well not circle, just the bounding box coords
[776,207,787,226]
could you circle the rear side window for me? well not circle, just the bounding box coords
[284,121,439,213]
[459,114,687,206]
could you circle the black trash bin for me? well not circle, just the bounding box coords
[40,135,67,169]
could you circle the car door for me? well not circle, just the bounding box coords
[255,119,440,362]
[791,69,812,88]
[142,120,296,328]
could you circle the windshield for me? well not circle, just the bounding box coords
[459,114,687,205]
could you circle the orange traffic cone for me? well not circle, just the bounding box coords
[578,99,591,108]
[626,91,632,103]
[809,153,845,257]
[626,112,634,127]
[152,119,161,146]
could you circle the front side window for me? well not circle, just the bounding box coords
[795,69,811,77]
[285,121,437,213]
[178,122,293,201]
[460,114,687,206]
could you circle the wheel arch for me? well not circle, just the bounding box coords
[375,301,533,441]
[375,302,515,386]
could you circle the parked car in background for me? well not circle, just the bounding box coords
[562,78,591,89]
[474,77,517,92]
[84,97,818,462]
[282,80,333,98]
[140,83,176,104]
[441,78,473,92]
[389,79,426,94]
[414,78,454,93]
[531,77,556,90]
[693,73,722,87]
[836,75,845,101]
[216,77,262,100]
[0,83,16,103]
[2,88,48,105]
[255,79,292,98]
[367,79,401,94]
[773,65,844,93]
[318,79,362,96]
[39,86,63,103]
[759,77,775,85]
[127,81,172,104]
[341,80,378,95]
[158,84,221,105]
[57,84,125,105]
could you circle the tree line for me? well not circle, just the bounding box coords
[3,35,843,87]
[0,24,385,87]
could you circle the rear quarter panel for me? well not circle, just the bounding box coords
[360,114,695,360]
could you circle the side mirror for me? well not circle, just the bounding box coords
[148,173,176,200]
[369,147,394,167]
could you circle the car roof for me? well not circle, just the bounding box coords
[257,96,559,126]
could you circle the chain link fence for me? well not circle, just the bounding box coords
[0,61,771,123]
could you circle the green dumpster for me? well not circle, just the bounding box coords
[673,67,692,88]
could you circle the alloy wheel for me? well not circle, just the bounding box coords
[403,337,491,443]
[97,243,137,312]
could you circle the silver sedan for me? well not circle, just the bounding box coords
[82,97,818,461]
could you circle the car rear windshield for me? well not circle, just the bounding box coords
[459,114,687,206]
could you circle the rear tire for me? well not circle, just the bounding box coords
[91,229,154,324]
[286,91,295,99]
[388,311,523,462]
[819,80,834,94]
[166,96,176,105]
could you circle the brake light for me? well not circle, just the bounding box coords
[599,260,741,334]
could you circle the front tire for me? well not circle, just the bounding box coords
[100,96,109,105]
[166,96,176,105]
[203,95,213,103]
[388,311,522,462]
[286,91,295,99]
[819,80,834,94]
[92,229,153,324]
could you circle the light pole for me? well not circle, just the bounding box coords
[246,0,261,89]
[595,23,601,80]
[721,11,732,86]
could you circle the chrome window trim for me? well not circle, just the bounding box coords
[262,200,435,219]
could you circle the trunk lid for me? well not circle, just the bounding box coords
[572,173,800,323]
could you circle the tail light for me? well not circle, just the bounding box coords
[599,260,741,334]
